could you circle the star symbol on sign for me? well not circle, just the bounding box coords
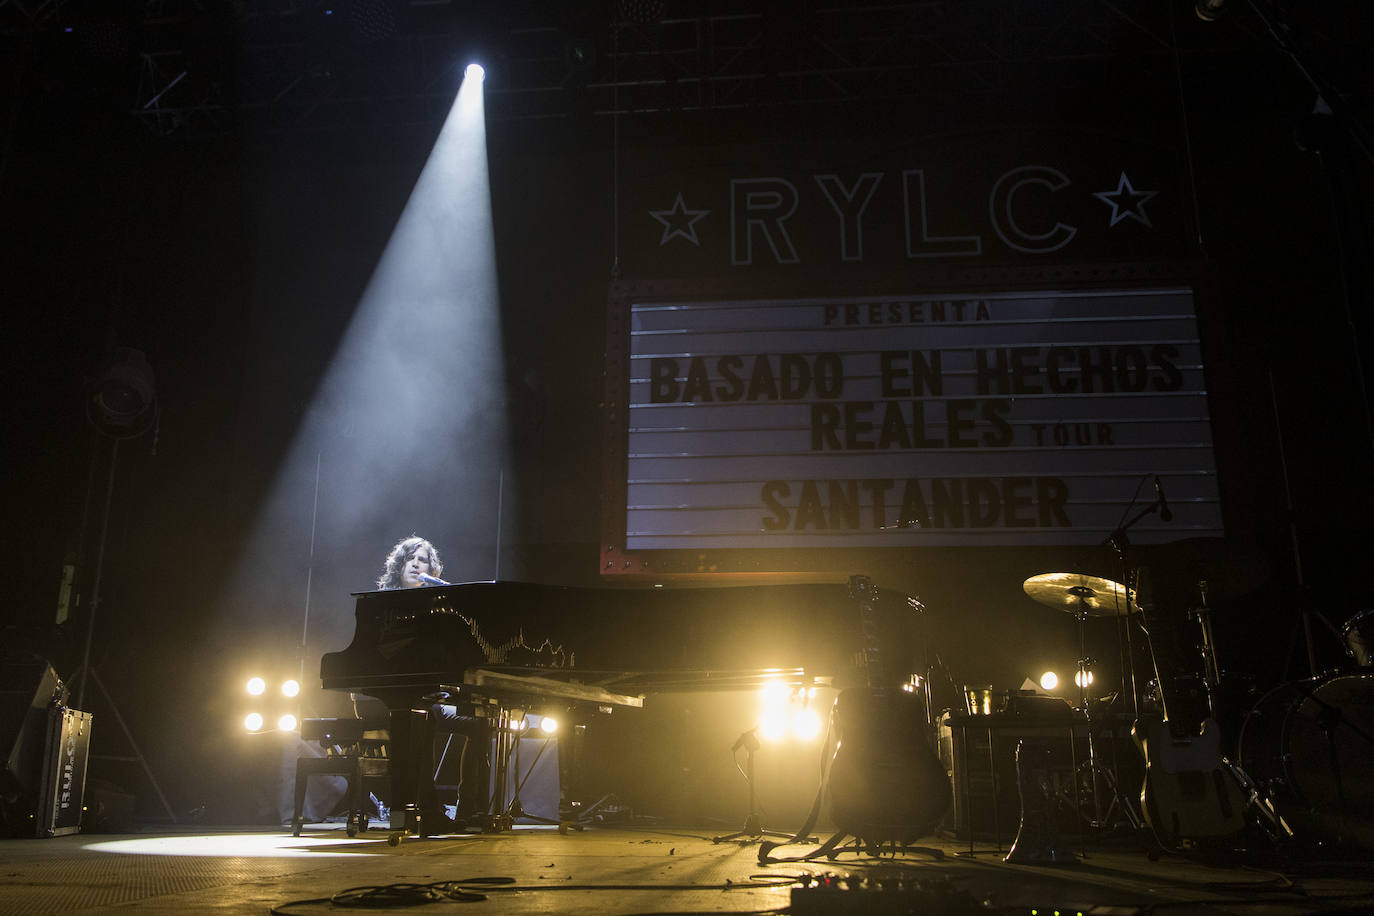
[649,192,711,246]
[1092,172,1159,228]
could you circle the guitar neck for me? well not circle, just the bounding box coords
[1135,565,1204,729]
[849,575,887,687]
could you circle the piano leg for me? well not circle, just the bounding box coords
[386,707,430,833]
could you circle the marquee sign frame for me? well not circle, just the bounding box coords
[599,261,1232,580]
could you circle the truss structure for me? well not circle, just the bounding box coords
[1,0,1369,138]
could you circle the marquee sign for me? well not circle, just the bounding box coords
[606,281,1223,557]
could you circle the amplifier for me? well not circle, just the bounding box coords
[939,712,1140,841]
[36,708,93,837]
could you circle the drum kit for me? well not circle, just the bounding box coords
[1020,558,1374,852]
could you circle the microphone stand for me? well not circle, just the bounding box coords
[1102,489,1168,721]
[713,728,794,844]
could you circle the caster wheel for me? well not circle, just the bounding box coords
[346,814,358,837]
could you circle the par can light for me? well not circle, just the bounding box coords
[246,677,266,696]
[758,709,786,742]
[278,714,298,732]
[245,713,264,732]
[282,679,300,698]
[1039,671,1059,691]
[792,708,823,741]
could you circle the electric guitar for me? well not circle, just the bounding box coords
[824,576,950,841]
[1133,570,1247,843]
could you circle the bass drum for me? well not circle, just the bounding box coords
[1343,609,1374,667]
[1238,672,1374,840]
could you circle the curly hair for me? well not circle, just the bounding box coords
[376,535,443,590]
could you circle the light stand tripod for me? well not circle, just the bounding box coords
[492,712,571,831]
[70,350,176,825]
[713,728,795,844]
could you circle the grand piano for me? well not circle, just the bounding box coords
[320,578,923,833]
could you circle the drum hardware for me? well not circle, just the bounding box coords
[1023,572,1140,832]
[1342,610,1374,668]
[1238,672,1374,845]
[1021,573,1137,617]
[1189,580,1223,721]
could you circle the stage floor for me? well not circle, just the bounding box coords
[0,822,1369,915]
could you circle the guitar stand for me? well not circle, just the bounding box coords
[713,732,799,844]
[761,829,945,863]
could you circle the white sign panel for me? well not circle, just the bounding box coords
[625,289,1223,548]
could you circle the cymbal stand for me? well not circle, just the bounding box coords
[1068,595,1105,829]
[1191,581,1223,720]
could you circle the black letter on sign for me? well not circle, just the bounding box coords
[761,481,791,530]
[681,356,713,402]
[1038,477,1071,527]
[811,403,842,450]
[650,358,680,403]
[716,355,744,401]
[780,354,811,399]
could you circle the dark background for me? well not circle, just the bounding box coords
[3,0,1372,825]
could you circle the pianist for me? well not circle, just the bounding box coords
[375,535,444,591]
[373,534,485,829]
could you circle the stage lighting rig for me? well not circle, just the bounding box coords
[86,348,158,440]
[241,675,300,733]
[1194,0,1225,21]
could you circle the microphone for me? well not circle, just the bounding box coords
[1154,476,1174,523]
[417,573,451,586]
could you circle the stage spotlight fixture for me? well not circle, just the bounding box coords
[245,713,264,732]
[1075,669,1095,688]
[758,709,786,741]
[1040,671,1058,691]
[538,716,558,735]
[1194,0,1224,21]
[87,348,158,438]
[278,714,298,732]
[792,708,823,741]
[466,63,484,81]
[246,677,266,696]
[282,679,300,698]
[760,683,789,706]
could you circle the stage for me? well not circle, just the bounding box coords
[1,821,1370,915]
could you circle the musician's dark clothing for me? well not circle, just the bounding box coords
[424,700,489,821]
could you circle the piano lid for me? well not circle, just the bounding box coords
[324,579,924,691]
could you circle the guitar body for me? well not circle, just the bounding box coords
[826,687,951,841]
[1134,717,1247,842]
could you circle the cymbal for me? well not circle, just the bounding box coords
[1023,572,1137,617]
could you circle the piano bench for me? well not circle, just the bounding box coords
[291,753,390,838]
